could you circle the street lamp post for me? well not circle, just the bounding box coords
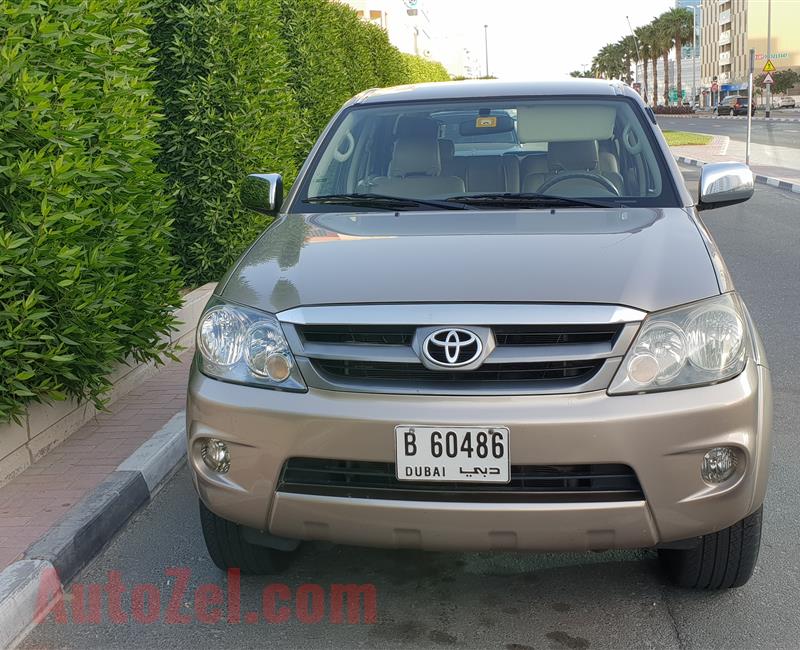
[765,0,772,118]
[483,24,489,78]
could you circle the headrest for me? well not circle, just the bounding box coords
[389,137,441,177]
[548,141,599,171]
[395,116,440,139]
[438,139,455,163]
[520,155,548,178]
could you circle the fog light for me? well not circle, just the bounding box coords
[701,447,737,484]
[201,439,230,473]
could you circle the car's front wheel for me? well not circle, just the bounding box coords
[658,506,762,589]
[199,500,296,574]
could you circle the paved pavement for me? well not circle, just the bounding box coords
[0,350,193,569]
[20,168,800,649]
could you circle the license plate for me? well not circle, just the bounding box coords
[394,426,510,483]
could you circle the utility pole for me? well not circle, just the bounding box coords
[690,6,697,107]
[483,24,489,78]
[766,0,772,118]
[747,49,754,164]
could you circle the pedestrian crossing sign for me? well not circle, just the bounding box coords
[763,59,776,72]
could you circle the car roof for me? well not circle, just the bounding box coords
[346,79,641,107]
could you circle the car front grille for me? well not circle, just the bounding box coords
[312,359,603,383]
[298,325,416,346]
[296,324,619,347]
[278,458,644,503]
[280,304,643,395]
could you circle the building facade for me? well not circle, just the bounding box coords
[700,0,800,105]
[341,0,434,58]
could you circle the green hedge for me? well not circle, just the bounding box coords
[401,53,451,84]
[1,0,450,423]
[150,0,302,286]
[0,0,181,423]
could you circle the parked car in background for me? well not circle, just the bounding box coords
[779,96,796,109]
[715,95,756,116]
[189,79,771,590]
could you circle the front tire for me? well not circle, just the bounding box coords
[658,506,763,589]
[199,499,295,574]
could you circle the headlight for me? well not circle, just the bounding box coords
[608,293,750,395]
[196,299,306,391]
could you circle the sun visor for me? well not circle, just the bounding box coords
[517,104,617,143]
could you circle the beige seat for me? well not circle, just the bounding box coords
[371,134,465,198]
[438,139,466,181]
[522,140,622,195]
[465,156,507,193]
[519,155,549,193]
[597,141,625,193]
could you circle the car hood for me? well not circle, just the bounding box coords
[220,208,720,314]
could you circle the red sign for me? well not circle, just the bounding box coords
[633,82,641,91]
[711,82,719,92]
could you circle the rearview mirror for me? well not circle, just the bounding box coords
[697,162,753,211]
[241,173,283,215]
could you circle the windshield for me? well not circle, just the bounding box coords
[294,97,678,211]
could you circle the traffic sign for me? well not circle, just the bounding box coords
[711,82,719,92]
[763,59,776,72]
[763,72,775,85]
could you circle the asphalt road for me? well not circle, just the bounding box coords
[657,115,800,149]
[22,168,800,649]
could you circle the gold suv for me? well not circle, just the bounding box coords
[188,80,771,590]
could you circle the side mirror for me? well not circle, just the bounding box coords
[697,162,754,211]
[241,173,283,215]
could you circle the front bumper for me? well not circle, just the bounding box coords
[186,360,771,552]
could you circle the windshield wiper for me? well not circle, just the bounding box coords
[444,193,620,209]
[303,193,472,211]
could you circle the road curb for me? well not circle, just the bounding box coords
[0,411,187,647]
[663,114,800,123]
[673,154,800,194]
[0,560,58,650]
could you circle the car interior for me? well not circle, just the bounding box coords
[307,100,665,202]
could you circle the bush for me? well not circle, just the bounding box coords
[653,105,695,115]
[0,0,181,423]
[150,0,302,286]
[401,53,450,83]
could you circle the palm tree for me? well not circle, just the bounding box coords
[660,7,694,104]
[618,35,638,85]
[638,24,660,107]
[653,15,675,106]
[635,25,653,104]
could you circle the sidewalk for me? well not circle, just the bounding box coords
[0,348,193,569]
[671,135,800,186]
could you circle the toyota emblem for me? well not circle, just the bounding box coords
[422,328,482,367]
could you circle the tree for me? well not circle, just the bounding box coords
[638,23,661,107]
[755,69,798,98]
[660,8,694,103]
[653,14,675,105]
[635,25,654,104]
[569,69,593,78]
[618,35,638,85]
[774,68,800,95]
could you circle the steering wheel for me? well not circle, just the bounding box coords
[537,171,620,196]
